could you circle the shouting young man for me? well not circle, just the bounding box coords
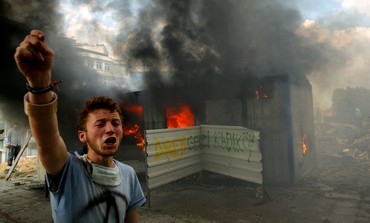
[14,30,146,223]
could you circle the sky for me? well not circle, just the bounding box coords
[300,0,370,30]
[294,0,370,109]
[295,0,340,19]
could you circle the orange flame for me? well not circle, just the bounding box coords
[123,124,145,152]
[122,105,145,152]
[123,105,143,116]
[301,133,308,154]
[166,104,195,128]
[256,90,268,99]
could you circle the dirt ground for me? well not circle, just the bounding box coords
[137,161,370,223]
[2,121,370,222]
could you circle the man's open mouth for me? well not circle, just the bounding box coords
[104,137,117,145]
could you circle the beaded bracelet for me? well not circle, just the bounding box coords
[26,80,62,95]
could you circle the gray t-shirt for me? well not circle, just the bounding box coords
[46,154,146,223]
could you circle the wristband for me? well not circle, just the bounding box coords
[26,80,62,95]
[24,92,58,117]
[26,82,53,95]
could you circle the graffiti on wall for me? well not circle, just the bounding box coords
[151,127,259,161]
[203,129,259,152]
[153,135,202,160]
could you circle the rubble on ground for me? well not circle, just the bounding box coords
[315,120,370,166]
[0,157,37,179]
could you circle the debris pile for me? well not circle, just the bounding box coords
[0,156,37,179]
[315,120,370,166]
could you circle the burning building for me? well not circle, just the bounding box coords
[114,73,316,188]
[0,0,325,192]
[114,0,322,188]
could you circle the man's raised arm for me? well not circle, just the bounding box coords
[14,30,68,176]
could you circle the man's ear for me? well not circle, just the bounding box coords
[78,131,86,143]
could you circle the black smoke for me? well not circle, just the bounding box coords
[0,16,29,123]
[121,0,337,113]
[0,0,128,149]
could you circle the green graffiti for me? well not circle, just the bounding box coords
[208,130,258,160]
[186,134,205,150]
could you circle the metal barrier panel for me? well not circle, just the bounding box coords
[200,125,262,184]
[146,125,262,190]
[146,126,203,189]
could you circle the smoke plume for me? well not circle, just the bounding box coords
[120,0,337,110]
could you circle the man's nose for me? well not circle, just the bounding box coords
[105,122,114,133]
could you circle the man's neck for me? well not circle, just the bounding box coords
[86,152,115,168]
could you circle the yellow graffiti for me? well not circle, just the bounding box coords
[154,137,188,160]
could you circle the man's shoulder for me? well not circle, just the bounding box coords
[115,160,134,170]
[115,160,138,176]
[66,152,89,170]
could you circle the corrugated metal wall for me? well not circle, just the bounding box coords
[245,79,292,184]
[290,82,316,181]
[142,93,167,130]
[201,125,262,184]
[146,125,262,189]
[205,99,243,126]
[245,77,316,184]
[146,127,203,190]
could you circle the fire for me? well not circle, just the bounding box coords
[122,105,145,152]
[123,124,145,152]
[123,105,143,116]
[166,104,195,128]
[256,90,268,99]
[301,133,308,154]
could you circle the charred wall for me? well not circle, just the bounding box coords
[117,75,316,185]
[244,75,316,185]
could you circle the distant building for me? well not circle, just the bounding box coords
[75,43,131,89]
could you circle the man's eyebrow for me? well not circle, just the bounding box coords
[94,118,107,123]
[112,118,122,122]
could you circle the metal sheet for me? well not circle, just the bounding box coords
[200,125,262,184]
[205,99,243,125]
[146,127,203,189]
[245,79,293,184]
[244,77,316,184]
[289,83,316,182]
[146,125,263,189]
